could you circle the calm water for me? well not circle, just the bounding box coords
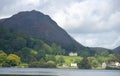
[0,68,120,76]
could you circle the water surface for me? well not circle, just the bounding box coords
[0,68,120,76]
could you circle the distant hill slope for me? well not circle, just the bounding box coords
[113,46,120,54]
[90,47,113,55]
[90,47,111,51]
[0,10,86,54]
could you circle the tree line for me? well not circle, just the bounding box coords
[0,26,120,69]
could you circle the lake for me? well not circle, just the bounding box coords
[0,68,120,76]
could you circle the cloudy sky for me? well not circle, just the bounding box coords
[0,0,120,49]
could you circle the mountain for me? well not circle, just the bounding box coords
[0,10,86,54]
[113,46,120,54]
[89,47,113,55]
[90,47,111,51]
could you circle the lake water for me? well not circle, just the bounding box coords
[0,68,120,76]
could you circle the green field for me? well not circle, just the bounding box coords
[55,55,83,68]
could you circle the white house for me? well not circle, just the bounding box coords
[108,61,120,68]
[71,63,77,67]
[102,62,107,68]
[62,63,67,67]
[69,52,78,56]
[115,62,120,66]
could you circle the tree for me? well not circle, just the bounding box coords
[96,56,108,64]
[42,44,53,54]
[36,50,46,60]
[51,43,65,55]
[29,59,56,68]
[95,50,110,56]
[45,55,56,62]
[0,50,7,66]
[80,48,90,57]
[39,58,46,63]
[78,57,91,69]
[88,57,99,68]
[11,37,26,51]
[6,54,21,66]
[57,56,65,65]
[17,47,35,63]
[108,54,120,62]
[46,60,56,68]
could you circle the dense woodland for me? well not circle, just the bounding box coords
[0,27,120,69]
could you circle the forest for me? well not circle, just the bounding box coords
[0,27,120,69]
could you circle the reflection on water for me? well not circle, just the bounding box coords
[0,75,56,76]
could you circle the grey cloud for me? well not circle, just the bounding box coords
[61,0,120,34]
[111,0,120,11]
[0,0,119,49]
[0,0,17,9]
[70,31,120,49]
